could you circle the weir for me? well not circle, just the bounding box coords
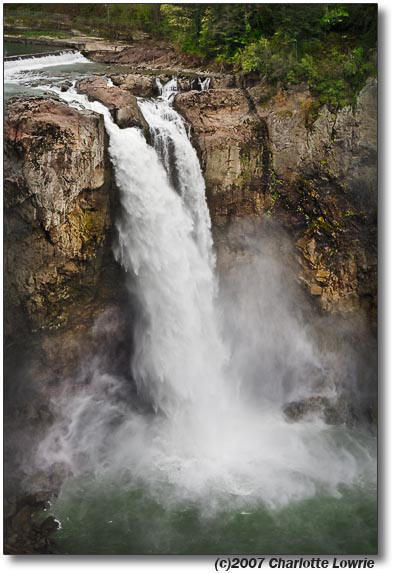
[4,50,91,83]
[4,49,77,61]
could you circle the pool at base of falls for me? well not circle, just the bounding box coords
[52,477,377,555]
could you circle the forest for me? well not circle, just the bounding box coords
[5,3,377,109]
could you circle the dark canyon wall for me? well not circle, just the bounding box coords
[4,96,128,381]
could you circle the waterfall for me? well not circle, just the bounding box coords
[139,82,214,264]
[156,76,178,101]
[52,82,227,417]
[198,77,211,91]
[39,80,375,509]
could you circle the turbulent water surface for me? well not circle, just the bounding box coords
[7,48,377,555]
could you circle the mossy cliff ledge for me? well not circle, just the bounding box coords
[4,96,125,365]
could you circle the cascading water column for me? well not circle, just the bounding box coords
[142,78,214,265]
[51,82,229,419]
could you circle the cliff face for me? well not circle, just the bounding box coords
[174,89,270,226]
[4,77,377,352]
[255,80,377,318]
[4,97,125,372]
[175,80,377,321]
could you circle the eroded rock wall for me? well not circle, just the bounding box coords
[4,97,125,364]
[174,88,270,226]
[254,79,377,318]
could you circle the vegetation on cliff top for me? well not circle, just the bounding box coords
[5,3,377,109]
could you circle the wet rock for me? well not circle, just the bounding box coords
[110,73,156,98]
[283,395,361,426]
[60,80,72,92]
[4,491,59,554]
[40,516,60,535]
[76,76,151,139]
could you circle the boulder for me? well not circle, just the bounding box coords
[75,76,151,140]
[110,73,156,98]
[283,395,361,426]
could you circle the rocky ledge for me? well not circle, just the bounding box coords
[76,76,150,139]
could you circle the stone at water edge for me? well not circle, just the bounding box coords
[76,75,151,140]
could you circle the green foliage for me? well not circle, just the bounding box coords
[294,43,376,108]
[236,33,296,84]
[233,4,376,109]
[320,5,350,30]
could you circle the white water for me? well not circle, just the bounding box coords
[36,81,375,511]
[140,78,213,264]
[4,51,91,83]
[198,77,211,91]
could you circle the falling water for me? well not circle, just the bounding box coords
[198,77,211,91]
[139,78,214,263]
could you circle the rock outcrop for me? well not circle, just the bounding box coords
[282,394,370,427]
[175,80,377,320]
[4,96,122,349]
[251,79,377,318]
[4,492,60,554]
[110,73,157,98]
[76,76,151,138]
[174,88,270,226]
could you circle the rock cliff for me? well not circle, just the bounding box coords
[175,79,377,321]
[4,77,377,352]
[174,88,270,226]
[4,96,126,370]
[254,79,377,318]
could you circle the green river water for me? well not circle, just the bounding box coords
[53,478,377,555]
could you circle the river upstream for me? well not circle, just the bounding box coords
[4,46,377,555]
